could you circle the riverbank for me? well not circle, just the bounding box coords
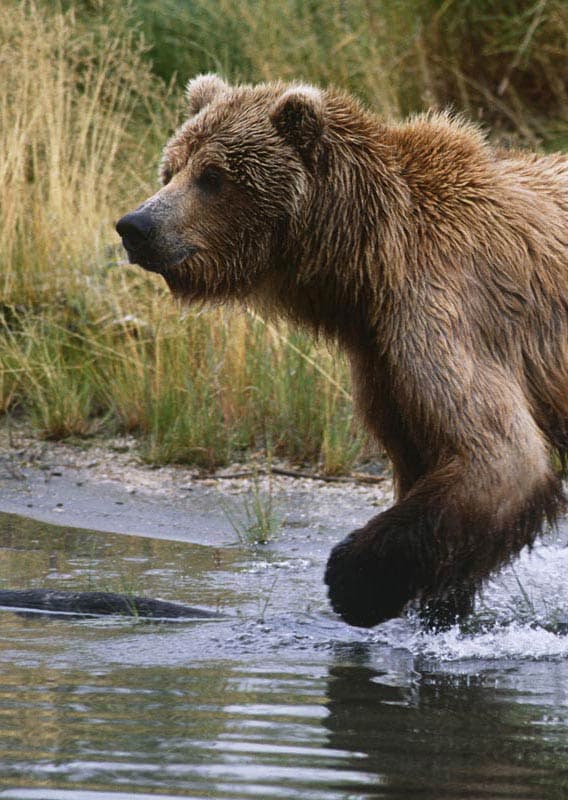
[0,421,391,546]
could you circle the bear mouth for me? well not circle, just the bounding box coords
[124,246,198,275]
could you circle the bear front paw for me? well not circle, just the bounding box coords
[324,530,420,628]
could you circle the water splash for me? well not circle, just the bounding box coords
[375,537,568,662]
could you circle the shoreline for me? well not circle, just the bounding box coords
[0,422,392,546]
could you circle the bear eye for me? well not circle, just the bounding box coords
[161,165,174,186]
[196,166,225,194]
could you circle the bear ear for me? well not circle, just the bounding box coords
[270,85,325,166]
[185,73,229,115]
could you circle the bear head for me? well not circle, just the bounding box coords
[116,74,326,303]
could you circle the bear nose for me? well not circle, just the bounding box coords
[116,210,155,251]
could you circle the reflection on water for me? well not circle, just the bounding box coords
[1,654,568,798]
[0,512,567,799]
[326,661,568,799]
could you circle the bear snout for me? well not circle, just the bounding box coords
[116,210,156,261]
[116,209,198,274]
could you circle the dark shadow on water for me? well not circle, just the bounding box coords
[323,651,568,799]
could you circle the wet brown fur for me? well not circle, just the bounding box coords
[117,75,568,628]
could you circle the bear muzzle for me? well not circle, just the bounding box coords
[116,209,197,273]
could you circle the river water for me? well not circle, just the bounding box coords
[0,491,567,799]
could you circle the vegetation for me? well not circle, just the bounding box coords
[1,0,566,472]
[222,469,280,546]
[135,0,568,147]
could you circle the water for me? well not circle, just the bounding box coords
[0,511,568,799]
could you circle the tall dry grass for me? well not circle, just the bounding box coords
[0,0,168,303]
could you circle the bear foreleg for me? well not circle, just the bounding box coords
[324,451,564,630]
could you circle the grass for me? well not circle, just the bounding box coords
[0,1,170,306]
[0,300,363,471]
[133,0,568,146]
[222,468,280,546]
[0,0,566,473]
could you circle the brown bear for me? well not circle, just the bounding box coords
[116,74,568,629]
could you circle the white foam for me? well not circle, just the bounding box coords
[411,621,568,662]
[372,538,568,662]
